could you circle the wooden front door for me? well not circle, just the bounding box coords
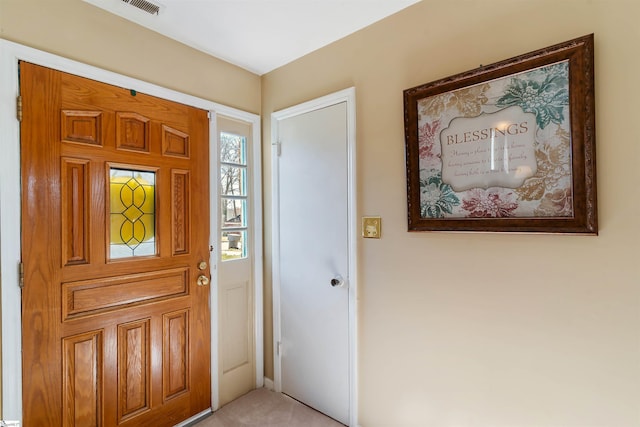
[20,62,211,427]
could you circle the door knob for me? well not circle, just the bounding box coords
[197,275,210,286]
[330,275,344,287]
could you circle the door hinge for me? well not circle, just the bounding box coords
[16,95,22,122]
[18,262,24,289]
[272,141,281,156]
[277,341,281,356]
[207,111,212,121]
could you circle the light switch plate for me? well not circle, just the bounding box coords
[362,216,381,238]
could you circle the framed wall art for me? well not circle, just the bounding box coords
[404,34,597,234]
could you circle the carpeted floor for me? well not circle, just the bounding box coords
[192,388,345,427]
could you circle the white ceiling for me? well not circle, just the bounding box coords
[83,0,421,75]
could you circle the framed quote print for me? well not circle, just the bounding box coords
[404,34,597,233]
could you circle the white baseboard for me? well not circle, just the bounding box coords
[263,377,274,390]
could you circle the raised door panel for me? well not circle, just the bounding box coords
[163,125,190,158]
[61,110,103,146]
[62,331,103,427]
[171,170,191,255]
[118,319,151,423]
[62,268,189,320]
[222,282,250,373]
[116,112,150,153]
[61,157,90,266]
[163,310,189,400]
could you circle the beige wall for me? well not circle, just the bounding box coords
[2,0,639,425]
[0,0,261,113]
[262,1,639,425]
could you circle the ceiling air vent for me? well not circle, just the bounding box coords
[121,0,162,15]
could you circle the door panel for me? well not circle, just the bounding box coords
[217,117,255,406]
[276,102,350,424]
[21,62,211,427]
[62,331,102,427]
[117,319,151,421]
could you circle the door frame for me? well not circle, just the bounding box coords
[271,88,358,427]
[0,38,263,423]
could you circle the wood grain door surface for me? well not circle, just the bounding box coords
[20,62,211,427]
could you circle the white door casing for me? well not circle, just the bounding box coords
[271,88,358,426]
[0,39,263,422]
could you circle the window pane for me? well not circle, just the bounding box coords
[220,132,246,165]
[219,130,249,263]
[222,230,246,261]
[110,168,156,259]
[220,165,246,196]
[221,198,247,228]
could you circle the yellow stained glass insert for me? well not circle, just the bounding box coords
[110,169,156,258]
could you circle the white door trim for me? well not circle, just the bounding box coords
[0,38,263,421]
[271,87,358,427]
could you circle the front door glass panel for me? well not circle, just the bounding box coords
[109,168,156,259]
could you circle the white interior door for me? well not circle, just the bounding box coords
[273,90,356,426]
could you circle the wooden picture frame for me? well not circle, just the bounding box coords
[404,34,597,234]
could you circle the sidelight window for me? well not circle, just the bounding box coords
[220,132,248,261]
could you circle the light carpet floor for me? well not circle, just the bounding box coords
[192,388,345,427]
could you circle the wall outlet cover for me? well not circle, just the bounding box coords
[362,216,381,238]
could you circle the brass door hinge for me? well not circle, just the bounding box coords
[16,95,23,122]
[19,262,24,289]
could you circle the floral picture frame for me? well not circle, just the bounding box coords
[404,34,597,234]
